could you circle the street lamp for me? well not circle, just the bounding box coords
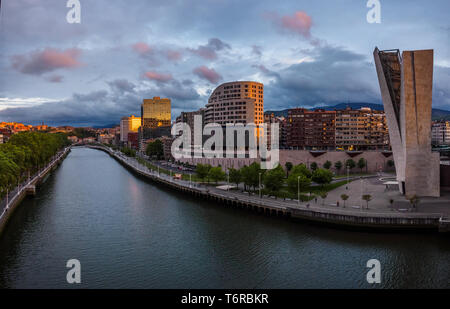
[259,172,262,198]
[346,165,350,189]
[360,177,364,209]
[298,175,301,205]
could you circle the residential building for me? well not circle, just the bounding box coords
[287,108,336,150]
[432,121,450,145]
[205,81,264,126]
[335,107,389,150]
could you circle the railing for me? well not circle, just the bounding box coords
[0,147,70,221]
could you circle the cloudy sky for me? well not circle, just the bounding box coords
[0,0,449,126]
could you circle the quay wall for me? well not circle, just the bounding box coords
[89,145,445,232]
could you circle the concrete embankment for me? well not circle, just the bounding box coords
[0,148,71,237]
[88,145,449,233]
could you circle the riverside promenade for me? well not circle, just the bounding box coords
[0,147,71,236]
[88,144,450,232]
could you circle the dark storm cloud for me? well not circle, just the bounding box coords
[188,38,231,60]
[0,78,203,126]
[1,0,449,126]
[262,45,381,110]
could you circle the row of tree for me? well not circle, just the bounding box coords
[0,132,70,197]
[196,162,334,197]
[285,158,368,175]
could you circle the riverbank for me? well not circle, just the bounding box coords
[0,147,71,237]
[86,145,450,233]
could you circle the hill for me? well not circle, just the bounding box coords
[266,103,450,120]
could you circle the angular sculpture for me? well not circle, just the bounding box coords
[374,47,440,197]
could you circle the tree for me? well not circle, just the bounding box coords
[263,164,285,193]
[291,163,312,178]
[323,160,332,170]
[287,173,311,196]
[196,164,211,182]
[146,140,164,160]
[310,162,318,171]
[345,159,356,172]
[312,169,333,187]
[121,147,136,157]
[341,194,349,208]
[357,158,366,173]
[334,161,343,174]
[208,167,225,184]
[319,191,328,205]
[285,162,293,177]
[241,162,262,191]
[408,195,420,211]
[228,168,241,188]
[0,132,69,198]
[362,194,372,209]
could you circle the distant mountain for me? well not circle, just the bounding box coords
[92,123,118,129]
[266,103,450,120]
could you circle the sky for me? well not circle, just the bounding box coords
[0,0,449,126]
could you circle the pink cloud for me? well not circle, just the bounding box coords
[11,48,82,75]
[268,11,313,38]
[144,71,173,83]
[132,42,152,55]
[165,50,182,61]
[193,66,222,84]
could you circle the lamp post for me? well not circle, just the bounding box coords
[190,174,192,188]
[259,172,262,199]
[346,166,350,189]
[298,175,301,205]
[360,177,364,209]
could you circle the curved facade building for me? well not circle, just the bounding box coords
[205,81,264,125]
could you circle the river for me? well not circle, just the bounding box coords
[0,147,448,288]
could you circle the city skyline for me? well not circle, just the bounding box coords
[0,0,449,126]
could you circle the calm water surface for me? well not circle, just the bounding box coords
[0,147,449,288]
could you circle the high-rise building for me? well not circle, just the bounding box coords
[432,121,450,145]
[120,115,141,143]
[140,97,172,151]
[205,81,264,125]
[141,97,171,129]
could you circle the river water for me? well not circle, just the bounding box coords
[0,147,448,288]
